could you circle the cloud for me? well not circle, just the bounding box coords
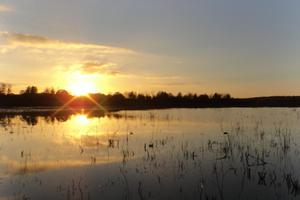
[0,5,12,12]
[0,32,135,54]
[0,31,138,79]
[0,31,190,93]
[81,61,120,75]
[1,32,54,44]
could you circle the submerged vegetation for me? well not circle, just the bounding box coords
[0,84,300,108]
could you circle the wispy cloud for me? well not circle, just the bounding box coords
[81,61,120,75]
[0,31,189,93]
[0,5,12,12]
[0,31,137,78]
[1,32,57,44]
[0,32,135,54]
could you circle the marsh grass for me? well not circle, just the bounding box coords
[1,109,300,200]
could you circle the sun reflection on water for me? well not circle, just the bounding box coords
[72,114,90,126]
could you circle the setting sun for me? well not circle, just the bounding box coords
[69,81,97,96]
[67,73,98,96]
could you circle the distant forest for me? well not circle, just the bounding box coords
[1,84,300,109]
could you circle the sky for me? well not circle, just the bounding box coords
[0,0,300,97]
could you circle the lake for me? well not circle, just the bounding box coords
[0,108,300,200]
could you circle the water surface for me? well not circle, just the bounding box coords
[0,108,300,200]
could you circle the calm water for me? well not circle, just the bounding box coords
[1,108,300,200]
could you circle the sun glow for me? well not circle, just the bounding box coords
[69,81,97,96]
[67,73,98,96]
[73,114,90,126]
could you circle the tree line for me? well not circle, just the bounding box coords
[0,84,300,108]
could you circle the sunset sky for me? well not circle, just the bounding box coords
[0,0,300,97]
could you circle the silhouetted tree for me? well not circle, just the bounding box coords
[223,93,231,99]
[56,89,69,96]
[126,92,137,100]
[50,88,55,94]
[0,83,6,95]
[7,84,12,94]
[177,92,182,99]
[43,87,56,94]
[24,86,38,94]
[0,83,12,95]
[198,94,209,100]
[137,94,146,101]
[211,93,222,99]
[1,86,299,108]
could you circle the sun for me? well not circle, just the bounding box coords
[69,81,97,96]
[67,73,98,96]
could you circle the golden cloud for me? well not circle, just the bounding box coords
[1,32,51,44]
[0,32,135,54]
[0,31,192,93]
[81,61,120,75]
[0,31,138,78]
